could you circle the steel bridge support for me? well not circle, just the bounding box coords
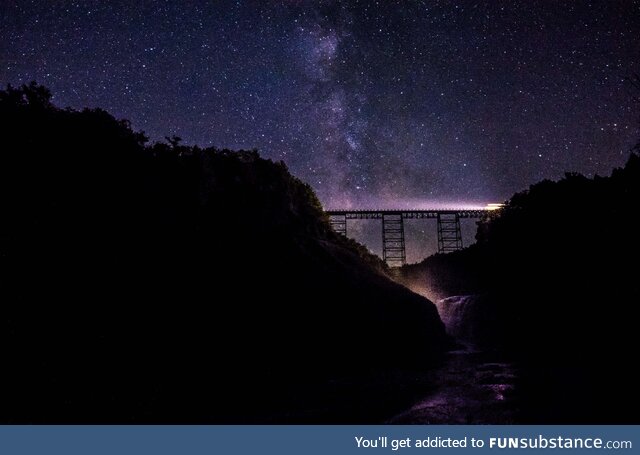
[437,212,463,253]
[325,208,486,264]
[382,213,406,267]
[329,214,347,236]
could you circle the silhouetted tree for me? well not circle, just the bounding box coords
[399,150,640,423]
[0,83,447,424]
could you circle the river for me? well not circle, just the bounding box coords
[388,296,519,424]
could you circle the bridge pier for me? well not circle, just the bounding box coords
[382,213,406,267]
[437,212,463,253]
[329,214,347,236]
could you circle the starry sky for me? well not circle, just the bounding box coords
[2,0,640,260]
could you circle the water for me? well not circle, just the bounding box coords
[438,295,477,340]
[388,296,519,424]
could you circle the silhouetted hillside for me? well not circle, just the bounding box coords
[398,153,640,423]
[0,83,448,423]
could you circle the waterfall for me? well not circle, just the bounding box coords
[436,295,478,341]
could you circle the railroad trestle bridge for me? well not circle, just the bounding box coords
[325,209,489,267]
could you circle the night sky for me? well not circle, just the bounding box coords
[2,1,640,260]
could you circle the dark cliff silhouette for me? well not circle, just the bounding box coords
[398,153,640,423]
[0,83,448,423]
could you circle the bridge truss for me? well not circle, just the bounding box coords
[326,209,488,267]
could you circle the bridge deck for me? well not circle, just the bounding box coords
[325,209,489,219]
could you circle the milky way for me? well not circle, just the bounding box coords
[2,1,639,211]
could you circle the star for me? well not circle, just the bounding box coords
[1,0,638,261]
